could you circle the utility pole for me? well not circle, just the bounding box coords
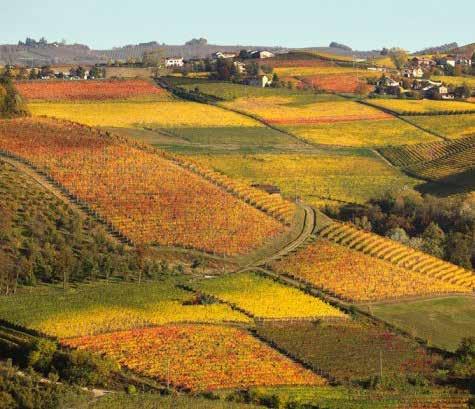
[379,349,383,380]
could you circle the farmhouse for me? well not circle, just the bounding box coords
[249,50,275,59]
[212,52,237,59]
[165,57,184,68]
[411,57,436,67]
[233,61,246,74]
[375,76,401,95]
[248,74,272,88]
[402,66,424,78]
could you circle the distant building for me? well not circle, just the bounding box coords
[411,57,436,67]
[249,50,275,59]
[233,61,246,75]
[212,52,237,59]
[402,67,424,78]
[375,76,401,95]
[248,74,272,88]
[165,57,184,68]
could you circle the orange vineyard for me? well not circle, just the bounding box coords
[0,118,286,255]
[15,79,168,101]
[62,324,326,391]
[271,240,471,302]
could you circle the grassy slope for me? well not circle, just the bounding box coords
[371,296,475,351]
[190,150,420,207]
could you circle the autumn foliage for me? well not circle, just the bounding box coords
[16,79,168,101]
[0,118,285,255]
[62,324,326,391]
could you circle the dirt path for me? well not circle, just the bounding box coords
[242,205,318,270]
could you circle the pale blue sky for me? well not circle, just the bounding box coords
[1,0,474,51]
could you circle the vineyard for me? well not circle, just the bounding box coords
[194,152,420,207]
[191,272,346,319]
[379,134,475,168]
[270,240,469,302]
[221,96,391,125]
[316,222,475,289]
[0,281,250,338]
[256,321,442,382]
[402,114,475,139]
[366,99,475,115]
[62,324,327,391]
[0,117,295,255]
[16,79,170,101]
[29,100,261,128]
[285,118,437,147]
[406,144,475,185]
[298,73,367,93]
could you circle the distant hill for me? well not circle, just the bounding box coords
[299,46,380,59]
[414,42,458,55]
[0,43,105,66]
[0,39,285,66]
[450,42,475,57]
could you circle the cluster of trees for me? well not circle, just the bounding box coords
[0,74,29,118]
[328,190,474,269]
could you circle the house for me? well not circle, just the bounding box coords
[249,50,275,59]
[212,52,237,59]
[412,79,442,91]
[233,61,246,75]
[165,57,184,68]
[422,84,454,99]
[402,67,424,78]
[455,55,472,66]
[411,57,436,68]
[375,77,401,95]
[251,184,281,195]
[440,56,456,67]
[248,74,272,88]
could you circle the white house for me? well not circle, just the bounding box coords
[165,57,184,68]
[233,61,246,74]
[402,67,424,78]
[249,74,272,88]
[250,50,275,59]
[212,52,237,59]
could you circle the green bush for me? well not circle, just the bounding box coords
[53,349,119,387]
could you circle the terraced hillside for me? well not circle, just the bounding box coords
[316,222,475,290]
[0,117,297,256]
[379,134,475,168]
[270,239,470,302]
[379,134,475,186]
[407,145,475,186]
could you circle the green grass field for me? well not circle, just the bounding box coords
[371,296,475,352]
[179,81,305,100]
[191,151,420,206]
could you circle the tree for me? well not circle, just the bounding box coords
[386,227,410,245]
[421,222,445,258]
[454,84,471,99]
[389,50,409,70]
[446,232,472,269]
[142,49,164,67]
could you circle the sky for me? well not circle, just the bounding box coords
[1,0,474,51]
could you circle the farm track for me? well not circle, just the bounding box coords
[240,205,331,271]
